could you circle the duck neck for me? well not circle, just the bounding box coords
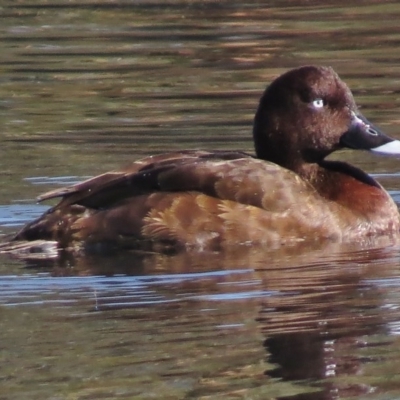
[296,160,381,193]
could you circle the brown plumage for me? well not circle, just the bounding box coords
[5,66,400,255]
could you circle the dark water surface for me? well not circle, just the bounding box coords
[2,1,400,399]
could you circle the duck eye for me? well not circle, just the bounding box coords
[311,98,324,109]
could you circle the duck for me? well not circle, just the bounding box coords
[6,65,400,254]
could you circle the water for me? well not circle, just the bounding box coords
[2,1,400,398]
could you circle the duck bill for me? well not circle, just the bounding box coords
[340,112,400,154]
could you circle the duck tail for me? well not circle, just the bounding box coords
[0,239,59,259]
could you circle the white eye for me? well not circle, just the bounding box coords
[312,98,324,109]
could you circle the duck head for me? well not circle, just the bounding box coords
[253,65,400,173]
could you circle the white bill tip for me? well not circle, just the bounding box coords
[371,140,400,155]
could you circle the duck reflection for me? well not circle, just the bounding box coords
[5,237,400,399]
[258,242,399,399]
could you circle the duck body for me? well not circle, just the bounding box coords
[13,151,399,252]
[8,66,400,253]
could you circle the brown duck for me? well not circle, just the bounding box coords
[6,66,400,254]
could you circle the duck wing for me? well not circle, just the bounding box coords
[38,150,251,209]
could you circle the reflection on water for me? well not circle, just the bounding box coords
[3,242,400,398]
[0,269,257,309]
[2,0,400,399]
